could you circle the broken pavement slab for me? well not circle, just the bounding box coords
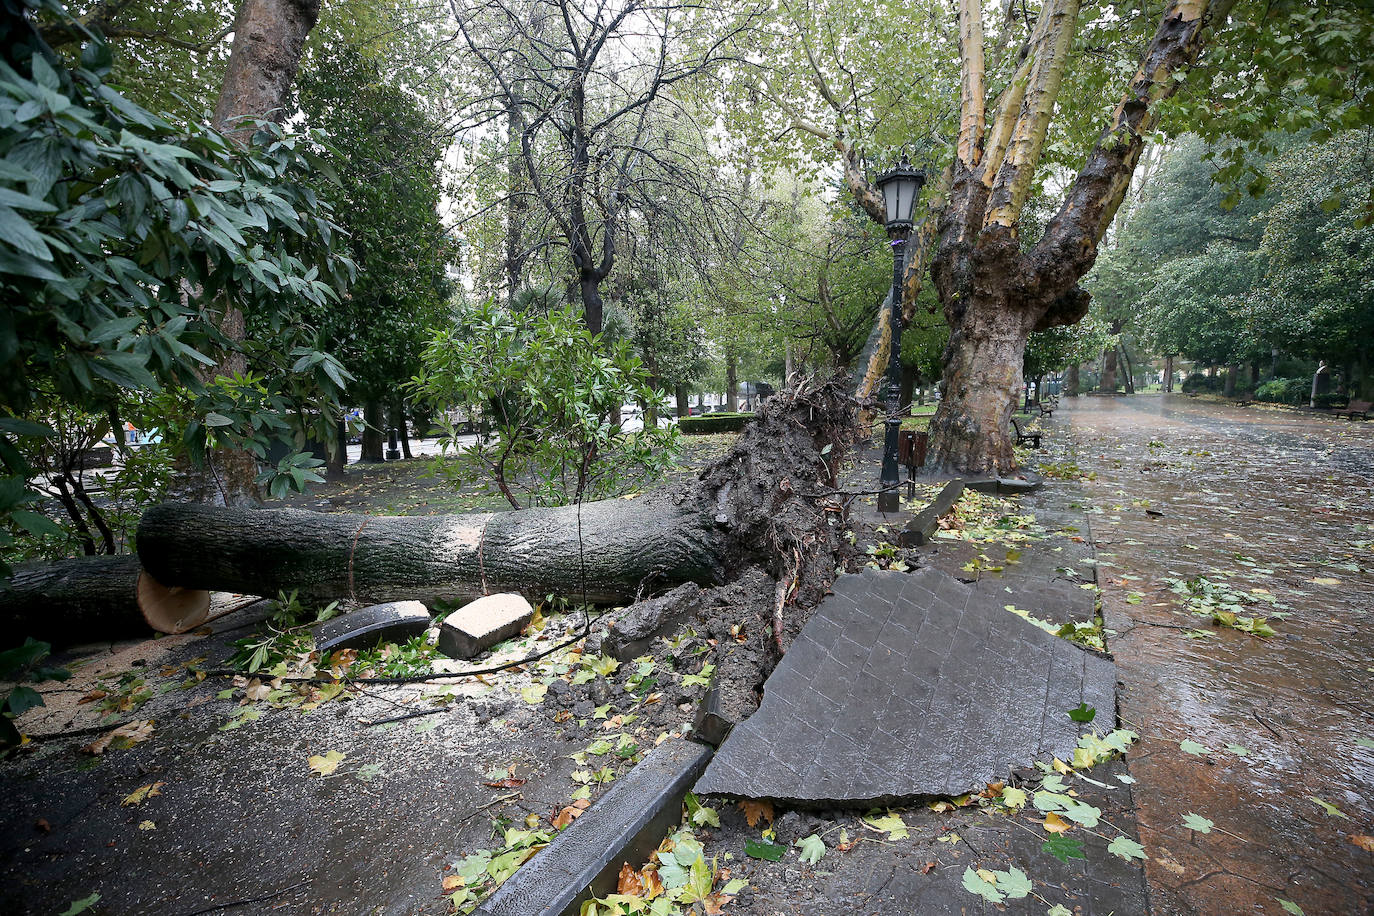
[695,567,1115,804]
[311,600,432,654]
[438,593,534,659]
[476,738,713,916]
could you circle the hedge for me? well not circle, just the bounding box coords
[678,412,755,434]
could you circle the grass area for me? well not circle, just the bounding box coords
[274,432,738,516]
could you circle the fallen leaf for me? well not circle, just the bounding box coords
[121,782,165,807]
[1181,813,1214,833]
[1042,812,1072,834]
[1349,835,1374,852]
[58,893,100,915]
[1309,796,1350,819]
[76,690,107,705]
[616,862,644,896]
[441,874,464,892]
[138,820,155,831]
[740,799,773,828]
[82,720,154,755]
[921,860,936,874]
[484,777,526,789]
[308,750,346,776]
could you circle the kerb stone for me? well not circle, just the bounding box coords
[438,593,533,659]
[475,739,713,916]
[312,600,431,654]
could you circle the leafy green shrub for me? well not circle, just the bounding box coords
[1181,373,1224,393]
[0,4,355,573]
[410,301,678,507]
[678,413,756,435]
[1255,377,1309,405]
[1313,392,1349,409]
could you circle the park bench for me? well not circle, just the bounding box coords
[1011,416,1041,449]
[1035,400,1055,418]
[1340,399,1371,420]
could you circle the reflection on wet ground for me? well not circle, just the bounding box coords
[1058,394,1373,915]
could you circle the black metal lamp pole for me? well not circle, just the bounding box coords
[878,232,907,513]
[874,154,925,514]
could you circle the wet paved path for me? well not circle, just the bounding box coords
[1059,394,1374,915]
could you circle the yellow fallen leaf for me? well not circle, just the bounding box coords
[83,720,155,756]
[1309,578,1341,586]
[308,750,346,776]
[138,820,155,831]
[1043,812,1072,834]
[122,781,165,806]
[441,874,464,892]
[1052,757,1072,775]
[1351,835,1374,852]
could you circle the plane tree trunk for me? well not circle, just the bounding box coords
[915,0,1235,474]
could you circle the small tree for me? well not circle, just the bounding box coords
[410,301,678,508]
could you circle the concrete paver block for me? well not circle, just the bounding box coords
[438,593,534,659]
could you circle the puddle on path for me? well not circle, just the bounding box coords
[1057,394,1373,915]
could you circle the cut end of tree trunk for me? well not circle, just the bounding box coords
[136,571,213,635]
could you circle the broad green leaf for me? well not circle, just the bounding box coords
[1179,739,1208,755]
[961,866,1004,903]
[1181,813,1214,833]
[1107,836,1146,861]
[795,833,826,864]
[744,839,786,861]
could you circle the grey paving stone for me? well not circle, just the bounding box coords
[694,567,1116,804]
[311,600,431,654]
[438,593,533,659]
[476,739,713,916]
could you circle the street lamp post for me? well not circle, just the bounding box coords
[875,155,926,513]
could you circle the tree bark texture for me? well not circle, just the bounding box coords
[0,557,149,646]
[1120,347,1135,394]
[725,356,738,412]
[212,0,321,138]
[1066,363,1080,396]
[326,416,347,482]
[361,399,384,463]
[1100,347,1119,393]
[137,501,725,607]
[1163,356,1174,391]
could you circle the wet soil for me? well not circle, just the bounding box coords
[1060,394,1374,915]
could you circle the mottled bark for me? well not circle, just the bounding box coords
[725,357,738,412]
[1100,348,1119,393]
[1163,356,1174,391]
[926,301,1031,474]
[360,399,384,463]
[1066,363,1080,396]
[212,0,321,138]
[926,0,1234,472]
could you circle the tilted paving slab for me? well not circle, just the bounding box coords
[694,567,1115,805]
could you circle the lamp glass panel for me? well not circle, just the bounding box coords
[898,178,915,222]
[882,181,900,219]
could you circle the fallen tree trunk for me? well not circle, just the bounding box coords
[137,500,726,608]
[0,556,211,646]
